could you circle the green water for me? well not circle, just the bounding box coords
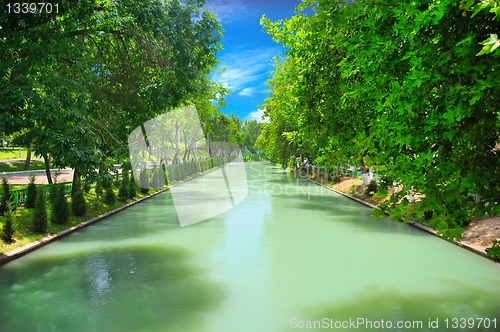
[1,162,499,332]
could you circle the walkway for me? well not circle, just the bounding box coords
[0,168,74,184]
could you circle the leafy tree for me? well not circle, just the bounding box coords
[33,187,48,233]
[1,0,225,187]
[260,0,500,245]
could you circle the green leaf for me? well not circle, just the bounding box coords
[477,34,500,56]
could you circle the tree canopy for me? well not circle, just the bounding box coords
[259,0,500,243]
[1,0,227,187]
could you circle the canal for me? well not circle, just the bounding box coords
[0,162,499,331]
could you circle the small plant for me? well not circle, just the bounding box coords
[365,179,378,197]
[162,163,169,187]
[119,171,129,201]
[487,239,500,261]
[51,184,70,224]
[25,174,37,208]
[104,187,116,205]
[33,186,48,233]
[2,200,15,242]
[128,173,137,198]
[1,177,13,215]
[72,186,87,216]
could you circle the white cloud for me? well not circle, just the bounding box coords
[238,87,256,97]
[213,48,279,93]
[203,0,250,24]
[245,109,269,123]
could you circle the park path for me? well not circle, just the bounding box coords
[0,168,75,184]
[0,156,206,184]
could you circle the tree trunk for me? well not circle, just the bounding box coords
[71,167,79,198]
[24,143,32,170]
[360,157,367,174]
[43,154,52,184]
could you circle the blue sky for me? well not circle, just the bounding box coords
[203,0,310,123]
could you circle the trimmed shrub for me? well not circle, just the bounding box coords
[365,180,378,197]
[72,189,87,216]
[33,186,48,233]
[51,184,70,224]
[210,158,214,168]
[128,175,137,198]
[1,177,13,215]
[162,163,168,187]
[104,187,116,205]
[25,174,37,208]
[2,200,15,242]
[102,177,112,189]
[119,171,129,201]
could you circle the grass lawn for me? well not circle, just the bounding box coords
[0,186,160,254]
[0,148,37,160]
[0,161,46,173]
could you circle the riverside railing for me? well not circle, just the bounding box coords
[9,182,73,206]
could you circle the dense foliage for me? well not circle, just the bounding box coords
[0,0,227,189]
[259,0,500,248]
